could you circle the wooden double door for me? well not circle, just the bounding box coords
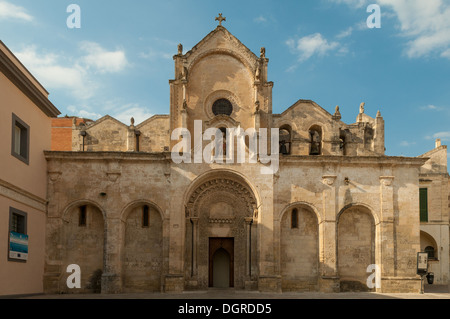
[209,238,234,288]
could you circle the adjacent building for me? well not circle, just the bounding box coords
[0,40,60,296]
[418,139,449,285]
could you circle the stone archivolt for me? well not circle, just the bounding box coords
[187,178,257,218]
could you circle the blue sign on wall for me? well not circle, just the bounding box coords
[9,232,28,261]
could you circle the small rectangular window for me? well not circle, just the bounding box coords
[79,205,87,226]
[142,205,149,227]
[291,209,298,229]
[419,188,428,222]
[10,211,26,234]
[11,113,30,165]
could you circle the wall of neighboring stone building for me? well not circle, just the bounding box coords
[136,116,170,153]
[51,117,93,151]
[418,141,450,285]
[69,115,170,153]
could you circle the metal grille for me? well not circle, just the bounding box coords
[212,99,233,116]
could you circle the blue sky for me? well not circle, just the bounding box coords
[1,0,449,162]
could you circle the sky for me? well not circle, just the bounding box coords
[0,0,449,163]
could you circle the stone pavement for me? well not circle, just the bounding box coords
[13,285,450,300]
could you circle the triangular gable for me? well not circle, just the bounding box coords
[85,115,128,130]
[182,26,260,74]
[136,115,169,129]
[277,99,336,121]
[184,26,258,61]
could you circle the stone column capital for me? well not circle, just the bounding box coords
[322,175,337,186]
[379,176,394,187]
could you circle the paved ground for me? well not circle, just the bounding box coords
[13,285,450,300]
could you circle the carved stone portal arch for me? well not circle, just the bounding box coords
[186,178,258,219]
[184,176,258,290]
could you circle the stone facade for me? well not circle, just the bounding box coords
[418,139,450,285]
[43,24,448,295]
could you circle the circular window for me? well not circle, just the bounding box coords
[212,99,233,116]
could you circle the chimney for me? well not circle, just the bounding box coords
[435,138,441,148]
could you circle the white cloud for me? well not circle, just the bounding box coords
[432,132,450,141]
[67,105,102,120]
[0,1,33,21]
[328,0,368,9]
[14,46,95,98]
[14,42,129,99]
[254,15,267,23]
[400,141,416,147]
[112,104,153,125]
[287,33,340,63]
[336,27,353,39]
[377,0,450,59]
[80,42,129,74]
[139,50,172,60]
[420,104,444,111]
[328,0,450,60]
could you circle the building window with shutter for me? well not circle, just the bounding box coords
[11,113,30,165]
[419,188,428,222]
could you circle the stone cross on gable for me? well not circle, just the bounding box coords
[215,13,226,26]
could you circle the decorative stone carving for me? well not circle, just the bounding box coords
[380,176,394,187]
[181,66,188,81]
[107,172,121,182]
[187,46,257,77]
[208,218,235,224]
[203,90,241,119]
[333,106,341,120]
[255,65,261,81]
[186,178,257,218]
[359,102,365,114]
[48,171,62,182]
[322,175,337,186]
[215,13,226,26]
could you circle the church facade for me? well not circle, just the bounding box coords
[44,22,441,294]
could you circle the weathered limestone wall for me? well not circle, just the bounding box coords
[273,156,424,293]
[137,116,170,153]
[338,207,374,292]
[123,205,163,292]
[273,101,385,157]
[280,207,319,291]
[44,152,171,294]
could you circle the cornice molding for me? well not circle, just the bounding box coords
[0,46,60,118]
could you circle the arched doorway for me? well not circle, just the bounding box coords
[184,171,259,290]
[280,205,319,291]
[337,205,376,292]
[121,202,163,292]
[209,238,234,288]
[60,202,104,293]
